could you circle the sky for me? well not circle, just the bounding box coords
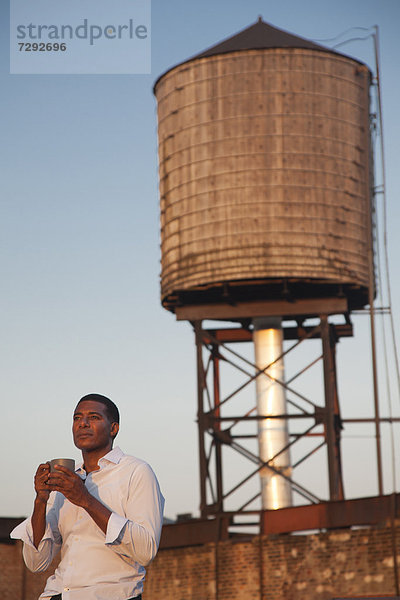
[1,0,400,522]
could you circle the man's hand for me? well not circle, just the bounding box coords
[34,463,51,504]
[47,465,112,535]
[47,466,90,508]
[32,462,52,548]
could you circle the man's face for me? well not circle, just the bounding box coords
[72,400,118,452]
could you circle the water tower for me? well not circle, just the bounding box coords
[154,19,381,532]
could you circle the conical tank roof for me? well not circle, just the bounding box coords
[192,16,331,57]
[154,18,365,91]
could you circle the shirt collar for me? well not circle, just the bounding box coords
[76,446,125,475]
[99,446,124,465]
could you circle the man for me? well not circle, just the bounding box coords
[11,393,165,600]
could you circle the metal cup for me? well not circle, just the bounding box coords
[50,458,75,473]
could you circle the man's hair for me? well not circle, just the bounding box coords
[76,393,120,425]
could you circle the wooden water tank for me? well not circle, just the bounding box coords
[154,20,373,312]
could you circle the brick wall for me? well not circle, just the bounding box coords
[0,542,59,600]
[144,524,400,600]
[0,543,25,600]
[2,524,399,600]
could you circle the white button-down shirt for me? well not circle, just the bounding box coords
[11,447,165,600]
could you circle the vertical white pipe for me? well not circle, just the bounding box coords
[253,317,292,509]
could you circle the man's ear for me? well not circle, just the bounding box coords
[111,422,119,439]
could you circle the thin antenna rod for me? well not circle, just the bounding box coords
[374,26,400,494]
[367,28,383,496]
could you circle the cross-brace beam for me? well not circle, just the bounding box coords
[194,315,350,523]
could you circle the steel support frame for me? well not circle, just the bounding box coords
[194,315,348,523]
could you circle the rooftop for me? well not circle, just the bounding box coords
[154,18,361,91]
[191,16,332,59]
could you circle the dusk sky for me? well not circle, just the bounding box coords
[1,0,400,521]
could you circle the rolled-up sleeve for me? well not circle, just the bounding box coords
[10,511,62,573]
[105,462,164,566]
